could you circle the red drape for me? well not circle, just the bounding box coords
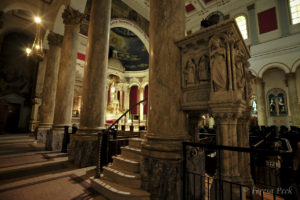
[130,86,139,114]
[144,85,148,115]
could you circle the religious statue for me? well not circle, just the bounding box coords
[184,58,196,85]
[235,60,245,90]
[270,97,276,116]
[210,38,227,92]
[278,95,286,114]
[197,55,209,81]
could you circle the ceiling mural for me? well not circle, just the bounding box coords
[109,27,148,71]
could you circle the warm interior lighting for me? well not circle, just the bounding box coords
[26,48,32,56]
[35,45,40,49]
[34,17,41,24]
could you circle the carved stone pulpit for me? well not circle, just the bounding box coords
[176,19,254,194]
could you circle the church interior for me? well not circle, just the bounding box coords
[0,0,299,199]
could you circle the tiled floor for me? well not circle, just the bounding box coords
[0,134,106,200]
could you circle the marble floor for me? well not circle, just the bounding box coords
[0,133,107,200]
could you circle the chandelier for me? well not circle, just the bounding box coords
[26,16,44,59]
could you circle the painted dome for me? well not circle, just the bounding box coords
[108,50,125,72]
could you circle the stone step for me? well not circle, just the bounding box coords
[128,138,144,149]
[120,146,141,161]
[112,155,140,173]
[102,165,141,189]
[90,177,150,200]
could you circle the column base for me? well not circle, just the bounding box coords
[68,134,99,168]
[141,133,190,200]
[37,124,52,144]
[46,126,65,151]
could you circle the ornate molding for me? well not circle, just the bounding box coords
[62,6,84,25]
[47,31,63,46]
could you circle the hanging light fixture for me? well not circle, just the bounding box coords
[26,16,44,59]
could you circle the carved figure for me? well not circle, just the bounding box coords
[236,60,245,89]
[197,55,209,81]
[210,38,227,91]
[184,58,196,85]
[270,98,276,116]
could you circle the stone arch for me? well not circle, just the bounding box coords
[110,18,149,52]
[69,0,87,13]
[2,2,36,14]
[258,62,290,78]
[291,59,300,72]
[141,82,148,89]
[249,68,258,77]
[206,11,225,25]
[129,82,140,88]
[52,5,66,35]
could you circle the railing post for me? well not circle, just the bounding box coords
[182,142,187,200]
[96,131,103,178]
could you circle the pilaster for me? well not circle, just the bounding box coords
[255,78,267,126]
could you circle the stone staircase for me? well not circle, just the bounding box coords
[90,137,150,200]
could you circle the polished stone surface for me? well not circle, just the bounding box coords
[141,0,189,199]
[53,7,82,127]
[79,0,111,132]
[39,32,63,128]
[68,135,98,167]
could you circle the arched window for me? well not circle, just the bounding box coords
[235,15,248,40]
[267,88,288,116]
[289,0,300,25]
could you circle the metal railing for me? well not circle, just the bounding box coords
[96,99,147,177]
[183,142,297,200]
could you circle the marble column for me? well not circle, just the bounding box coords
[139,87,144,121]
[277,0,290,37]
[247,4,259,45]
[255,78,267,126]
[51,7,83,151]
[29,53,47,133]
[286,73,300,126]
[141,0,189,199]
[37,32,63,144]
[69,0,111,167]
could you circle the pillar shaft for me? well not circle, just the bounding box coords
[287,73,300,126]
[79,0,111,133]
[148,0,187,137]
[247,4,259,45]
[39,32,63,128]
[277,0,290,37]
[53,7,82,128]
[141,1,189,199]
[255,78,267,125]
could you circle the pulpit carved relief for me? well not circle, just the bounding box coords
[176,19,252,111]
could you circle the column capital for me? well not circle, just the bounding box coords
[62,6,84,25]
[247,4,255,11]
[47,31,63,46]
[286,72,296,80]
